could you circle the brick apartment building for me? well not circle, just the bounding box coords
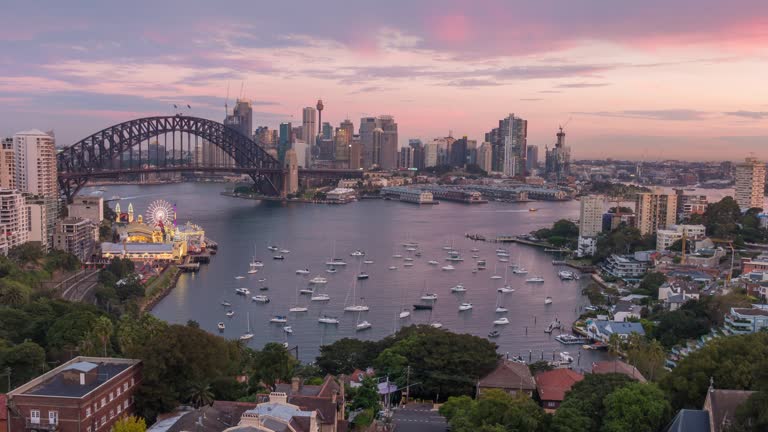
[5,357,142,432]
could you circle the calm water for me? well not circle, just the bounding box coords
[92,183,606,366]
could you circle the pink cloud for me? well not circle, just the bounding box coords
[429,14,472,44]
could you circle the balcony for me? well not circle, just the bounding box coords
[25,419,58,431]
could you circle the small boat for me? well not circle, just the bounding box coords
[451,284,467,292]
[413,304,433,310]
[545,296,553,305]
[415,251,422,257]
[289,306,308,312]
[446,256,464,262]
[259,286,269,291]
[420,293,438,301]
[430,322,443,329]
[318,315,339,324]
[405,247,417,252]
[247,268,259,274]
[529,208,538,212]
[404,262,414,267]
[251,295,270,303]
[267,245,279,251]
[280,249,290,254]
[442,265,455,271]
[357,273,369,280]
[309,276,328,284]
[428,260,439,265]
[350,250,365,257]
[552,260,567,265]
[363,260,374,264]
[477,260,487,269]
[399,309,411,319]
[282,325,293,334]
[472,255,479,259]
[497,286,514,293]
[311,293,331,301]
[493,317,510,325]
[235,276,245,280]
[555,334,588,345]
[498,258,509,263]
[495,306,508,313]
[558,270,576,280]
[344,304,370,312]
[258,278,267,282]
[269,315,287,323]
[273,255,285,260]
[526,276,545,283]
[488,330,500,338]
[356,320,372,331]
[404,257,414,262]
[326,259,347,266]
[217,322,225,331]
[299,288,314,294]
[512,267,528,275]
[240,312,254,341]
[296,269,310,275]
[458,303,473,311]
[392,254,403,258]
[471,248,479,252]
[442,246,452,251]
[559,352,574,363]
[496,252,510,257]
[226,310,235,317]
[495,248,506,253]
[490,275,502,280]
[235,288,250,295]
[389,266,398,270]
[221,301,232,307]
[326,268,338,274]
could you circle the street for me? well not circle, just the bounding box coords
[392,403,448,432]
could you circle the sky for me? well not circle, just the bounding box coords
[1,0,767,161]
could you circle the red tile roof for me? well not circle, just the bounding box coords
[535,369,584,402]
[479,360,536,391]
[591,360,647,383]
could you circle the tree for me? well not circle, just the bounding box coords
[8,243,44,265]
[731,391,768,432]
[187,382,215,409]
[0,341,46,390]
[552,373,634,432]
[117,314,168,356]
[650,299,712,348]
[601,383,672,432]
[702,196,742,239]
[316,338,380,375]
[625,334,666,382]
[46,310,102,357]
[636,272,667,296]
[351,377,380,411]
[440,389,547,432]
[373,348,408,382]
[0,280,30,306]
[112,416,147,432]
[251,343,298,391]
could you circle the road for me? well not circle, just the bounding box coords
[392,403,448,432]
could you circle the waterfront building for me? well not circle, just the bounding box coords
[526,144,539,172]
[635,191,677,235]
[586,319,646,343]
[544,127,570,181]
[478,142,493,173]
[1,137,15,189]
[325,188,357,204]
[734,157,766,210]
[601,252,652,280]
[302,106,317,150]
[478,360,536,397]
[577,195,605,257]
[381,187,435,204]
[0,188,29,253]
[5,356,142,432]
[68,196,104,228]
[486,114,527,176]
[224,99,253,138]
[53,217,96,261]
[724,305,768,334]
[656,224,707,251]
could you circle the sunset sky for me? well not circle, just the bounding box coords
[1,0,767,160]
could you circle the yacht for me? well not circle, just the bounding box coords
[280,249,290,254]
[388,266,398,270]
[558,270,576,280]
[512,267,529,274]
[404,257,414,262]
[413,303,433,310]
[420,293,438,301]
[405,247,417,252]
[545,296,553,305]
[477,260,487,270]
[351,250,365,257]
[289,306,308,313]
[441,265,455,271]
[495,248,506,253]
[296,269,310,275]
[234,276,245,280]
[495,306,508,313]
[442,245,452,251]
[488,330,500,338]
[430,322,443,329]
[258,278,267,282]
[240,313,254,341]
[267,245,279,251]
[399,309,411,319]
[427,260,439,265]
[496,251,510,257]
[493,317,510,325]
[326,258,347,266]
[318,315,340,325]
[446,256,464,262]
[311,293,331,301]
[363,260,374,264]
[490,275,502,280]
[497,286,515,293]
[217,322,225,331]
[344,304,370,312]
[404,262,414,267]
[325,268,338,274]
[273,255,285,260]
[472,255,479,259]
[458,303,473,311]
[309,276,328,284]
[355,320,372,331]
[251,295,270,303]
[221,301,232,307]
[247,264,260,274]
[498,258,509,263]
[270,315,288,323]
[526,276,545,283]
[470,248,479,252]
[226,310,235,317]
[299,288,315,294]
[392,254,403,258]
[259,286,269,291]
[235,288,250,295]
[357,273,369,280]
[282,325,293,334]
[451,284,467,293]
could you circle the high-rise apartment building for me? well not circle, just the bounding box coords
[408,139,425,170]
[398,147,413,169]
[53,217,96,261]
[1,137,15,189]
[477,142,493,173]
[635,192,678,236]
[450,137,468,167]
[14,129,57,247]
[577,195,605,257]
[735,157,766,210]
[0,188,29,254]
[302,107,317,147]
[224,99,253,137]
[359,117,377,168]
[359,116,398,169]
[25,194,50,251]
[486,114,527,176]
[526,145,539,172]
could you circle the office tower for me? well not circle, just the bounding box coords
[302,107,317,147]
[409,139,425,170]
[224,99,253,137]
[0,188,29,253]
[478,142,493,173]
[371,128,383,167]
[635,191,678,236]
[545,127,571,180]
[1,137,15,189]
[359,117,377,167]
[316,99,324,136]
[466,139,478,166]
[398,147,413,169]
[292,140,308,168]
[278,122,293,163]
[340,119,354,144]
[577,195,605,257]
[735,157,766,210]
[334,128,350,163]
[486,114,527,176]
[349,135,361,170]
[377,116,398,170]
[450,137,468,168]
[254,126,276,149]
[322,122,333,140]
[317,138,335,160]
[526,145,539,172]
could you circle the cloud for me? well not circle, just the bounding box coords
[520,98,543,101]
[724,110,768,119]
[556,82,610,88]
[443,79,503,87]
[575,109,710,121]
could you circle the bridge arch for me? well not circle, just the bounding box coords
[57,115,284,201]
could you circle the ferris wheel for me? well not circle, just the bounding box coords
[146,199,175,228]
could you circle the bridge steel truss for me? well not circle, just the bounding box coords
[57,115,285,202]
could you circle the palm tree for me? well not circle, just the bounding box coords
[607,333,623,357]
[187,382,214,409]
[0,283,26,306]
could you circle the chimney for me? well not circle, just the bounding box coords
[291,377,301,393]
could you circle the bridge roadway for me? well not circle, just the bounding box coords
[58,165,363,180]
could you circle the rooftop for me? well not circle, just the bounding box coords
[535,369,584,402]
[732,307,768,317]
[665,409,710,432]
[706,389,756,432]
[591,360,647,383]
[479,360,536,391]
[102,242,174,253]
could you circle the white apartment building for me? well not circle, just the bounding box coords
[0,188,29,254]
[735,157,766,210]
[656,224,707,251]
[579,195,605,237]
[14,129,57,197]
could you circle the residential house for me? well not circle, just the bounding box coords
[601,252,652,280]
[591,360,647,383]
[478,360,536,397]
[534,369,584,411]
[343,369,375,389]
[272,376,345,432]
[227,397,319,432]
[585,319,645,343]
[741,254,768,273]
[0,393,6,432]
[610,301,642,322]
[154,401,260,432]
[723,305,768,334]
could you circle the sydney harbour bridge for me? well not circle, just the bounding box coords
[56,115,362,202]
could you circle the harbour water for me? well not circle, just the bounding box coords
[94,183,606,366]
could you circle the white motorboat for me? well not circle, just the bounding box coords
[326,259,347,266]
[490,275,502,280]
[442,265,455,271]
[217,322,225,331]
[326,268,338,274]
[427,260,439,265]
[258,278,267,282]
[280,249,290,254]
[318,315,339,324]
[497,286,515,293]
[267,245,279,251]
[404,257,414,262]
[526,276,545,283]
[458,303,473,311]
[451,284,467,292]
[495,306,508,313]
[251,295,270,303]
[251,260,264,268]
[420,293,438,301]
[472,255,479,259]
[289,306,308,312]
[299,288,314,294]
[399,309,411,319]
[512,267,528,275]
[405,247,417,252]
[392,254,403,258]
[247,267,259,274]
[559,352,575,363]
[357,273,369,279]
[493,317,510,325]
[240,312,254,341]
[498,258,509,263]
[226,310,235,317]
[442,246,452,251]
[430,322,443,329]
[270,315,288,323]
[363,260,374,264]
[471,248,479,252]
[221,301,232,307]
[446,256,464,262]
[311,293,331,301]
[282,325,293,334]
[273,255,285,260]
[235,276,245,280]
[404,262,414,267]
[558,270,576,280]
[545,296,553,305]
[356,320,372,331]
[389,266,398,270]
[344,304,370,312]
[235,288,250,295]
[296,269,310,275]
[495,248,506,253]
[351,250,365,257]
[309,276,327,284]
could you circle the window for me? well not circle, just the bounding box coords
[101,416,106,426]
[117,405,122,414]
[116,387,121,396]
[109,409,114,419]
[101,397,106,407]
[87,427,92,432]
[109,392,114,401]
[123,400,128,409]
[30,410,40,424]
[93,403,98,413]
[86,407,91,417]
[48,411,58,425]
[130,378,134,386]
[123,383,128,391]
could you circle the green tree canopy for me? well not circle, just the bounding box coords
[251,343,298,390]
[316,338,381,375]
[440,389,547,432]
[636,272,667,296]
[552,373,634,432]
[601,382,672,432]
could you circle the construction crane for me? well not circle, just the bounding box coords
[559,116,572,131]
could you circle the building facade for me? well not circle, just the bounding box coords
[656,224,707,251]
[301,106,317,150]
[526,145,539,172]
[0,188,29,253]
[635,192,677,235]
[544,127,570,181]
[53,217,96,261]
[577,195,605,257]
[486,114,527,176]
[224,99,253,138]
[477,142,493,173]
[734,157,766,210]
[1,137,15,189]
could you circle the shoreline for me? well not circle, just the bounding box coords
[141,265,182,312]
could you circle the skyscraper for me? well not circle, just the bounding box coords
[377,115,398,170]
[278,122,293,163]
[477,142,493,173]
[334,128,350,163]
[577,195,605,257]
[545,127,571,180]
[224,99,253,137]
[408,139,425,170]
[635,191,677,236]
[359,117,377,168]
[322,122,333,140]
[1,137,15,189]
[302,107,317,148]
[349,135,362,170]
[450,137,468,168]
[13,129,57,250]
[735,157,766,210]
[526,145,539,172]
[486,114,527,176]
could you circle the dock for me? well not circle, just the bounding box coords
[178,262,200,272]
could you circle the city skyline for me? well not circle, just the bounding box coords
[1,1,767,160]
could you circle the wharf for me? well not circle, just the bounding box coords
[178,262,200,272]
